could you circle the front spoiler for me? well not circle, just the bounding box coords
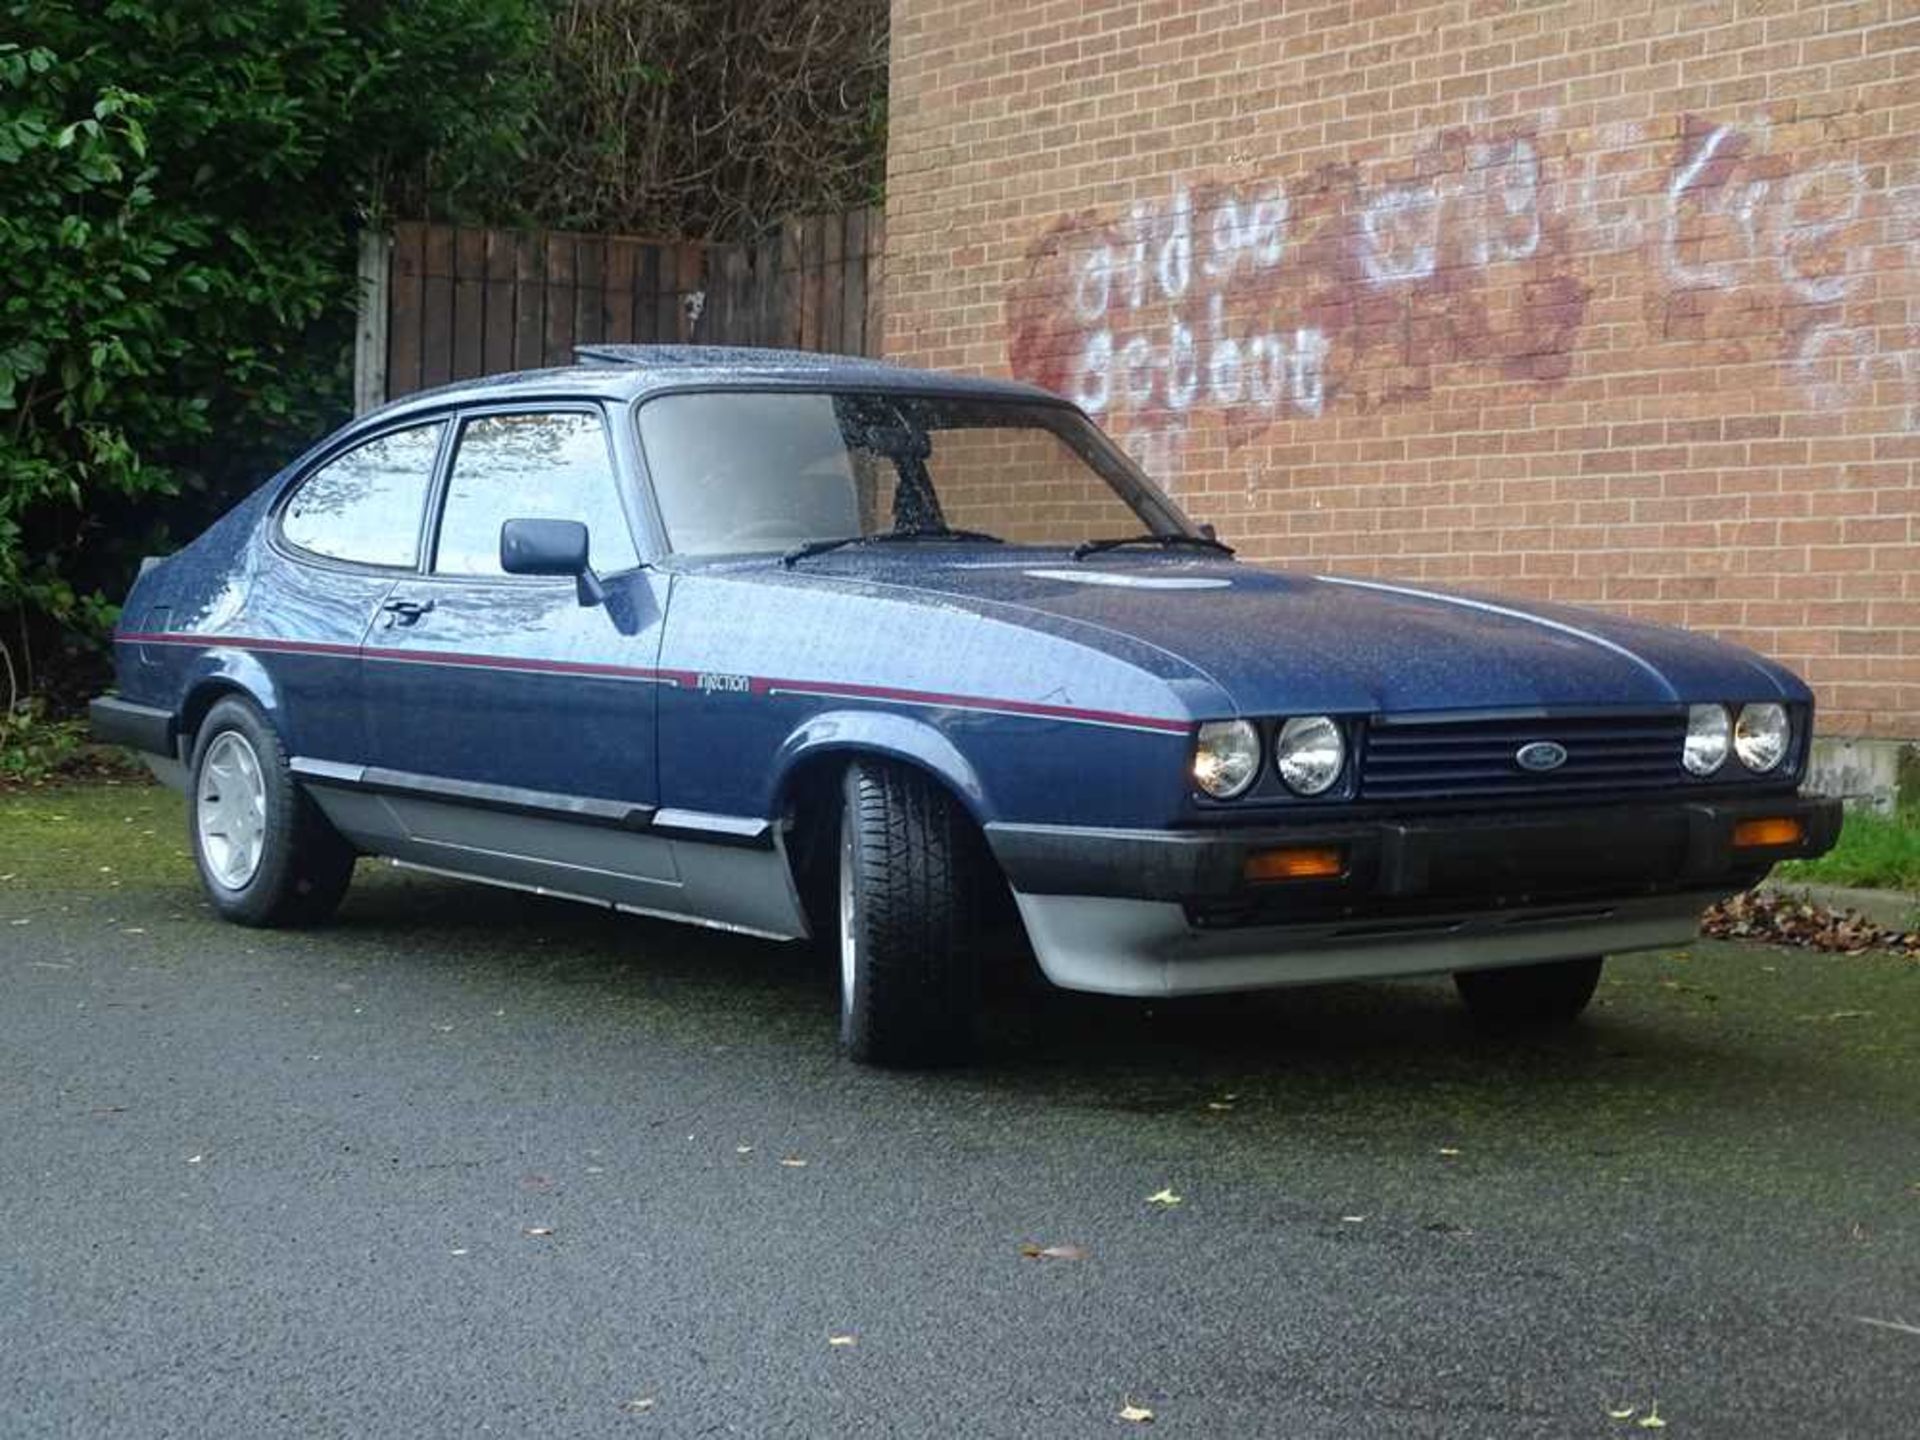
[1012,889,1717,997]
[989,793,1841,997]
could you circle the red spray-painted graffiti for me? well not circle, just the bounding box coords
[1006,112,1918,482]
[1005,126,1589,475]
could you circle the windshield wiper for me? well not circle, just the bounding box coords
[1071,532,1236,561]
[782,534,871,566]
[782,528,1005,567]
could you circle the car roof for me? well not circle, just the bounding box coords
[359,346,1067,428]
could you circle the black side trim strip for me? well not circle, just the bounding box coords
[290,757,655,832]
[89,695,177,756]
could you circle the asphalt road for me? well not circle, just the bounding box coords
[2,784,1917,1438]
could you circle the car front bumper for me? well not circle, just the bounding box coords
[984,793,1842,997]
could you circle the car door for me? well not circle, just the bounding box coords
[358,403,679,899]
[266,417,449,763]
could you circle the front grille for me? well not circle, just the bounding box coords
[1359,712,1686,803]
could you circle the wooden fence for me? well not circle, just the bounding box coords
[355,208,885,411]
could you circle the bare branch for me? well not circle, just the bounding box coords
[503,0,887,240]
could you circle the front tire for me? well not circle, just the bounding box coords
[836,760,981,1067]
[188,696,354,928]
[1454,955,1604,1032]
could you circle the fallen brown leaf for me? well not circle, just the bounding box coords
[1703,891,1918,956]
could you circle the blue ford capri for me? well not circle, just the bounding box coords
[92,346,1840,1065]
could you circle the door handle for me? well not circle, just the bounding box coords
[380,598,435,627]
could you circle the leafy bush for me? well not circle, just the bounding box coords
[2,0,891,709]
[0,696,94,782]
[0,0,547,655]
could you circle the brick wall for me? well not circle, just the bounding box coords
[884,0,1920,738]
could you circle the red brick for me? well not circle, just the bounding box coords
[889,0,1920,738]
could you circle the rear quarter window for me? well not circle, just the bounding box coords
[281,422,444,568]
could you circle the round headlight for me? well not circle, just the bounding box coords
[1683,703,1730,776]
[1275,715,1345,796]
[1734,702,1790,772]
[1193,719,1260,799]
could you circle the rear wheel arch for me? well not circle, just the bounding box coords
[179,679,256,760]
[186,692,355,927]
[177,655,285,759]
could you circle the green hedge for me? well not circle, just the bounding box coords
[0,0,546,652]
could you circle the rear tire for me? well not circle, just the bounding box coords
[188,696,354,928]
[1454,955,1604,1031]
[836,760,981,1067]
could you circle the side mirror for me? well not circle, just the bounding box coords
[500,518,605,606]
[1198,522,1218,542]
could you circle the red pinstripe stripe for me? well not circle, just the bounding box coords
[758,676,1190,733]
[115,631,1191,735]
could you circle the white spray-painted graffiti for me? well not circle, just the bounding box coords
[1652,117,1916,432]
[1061,182,1328,425]
[1007,125,1590,481]
[1358,135,1544,283]
[1007,113,1919,482]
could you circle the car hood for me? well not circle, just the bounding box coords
[772,552,1806,716]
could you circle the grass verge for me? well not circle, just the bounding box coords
[1775,806,1920,894]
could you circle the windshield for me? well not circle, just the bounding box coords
[634,391,1188,557]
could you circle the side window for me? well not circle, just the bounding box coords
[433,411,639,577]
[281,422,444,568]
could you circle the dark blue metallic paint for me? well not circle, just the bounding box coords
[362,568,671,806]
[107,352,1816,851]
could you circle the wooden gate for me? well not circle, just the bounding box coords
[356,209,885,411]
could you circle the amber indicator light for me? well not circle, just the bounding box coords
[1732,816,1804,849]
[1244,846,1347,882]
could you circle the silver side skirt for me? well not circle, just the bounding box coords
[1013,890,1715,998]
[384,858,799,942]
[305,785,808,942]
